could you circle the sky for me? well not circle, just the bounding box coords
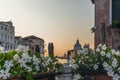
[0,0,94,56]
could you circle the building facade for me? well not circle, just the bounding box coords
[67,39,82,58]
[15,36,22,48]
[91,0,120,50]
[15,35,44,54]
[0,21,15,51]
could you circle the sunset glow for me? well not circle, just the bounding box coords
[0,0,94,56]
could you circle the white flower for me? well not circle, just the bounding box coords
[40,54,44,59]
[111,49,116,54]
[33,55,40,65]
[107,70,114,77]
[0,46,4,53]
[16,45,29,53]
[74,74,83,80]
[77,50,82,55]
[118,67,120,73]
[78,60,81,64]
[42,62,46,67]
[21,53,32,63]
[113,74,119,80]
[106,52,111,58]
[25,66,32,72]
[4,60,13,70]
[71,63,79,70]
[18,59,27,67]
[67,57,74,66]
[47,57,53,63]
[45,57,53,66]
[0,69,10,79]
[101,44,106,50]
[112,59,117,68]
[100,51,105,56]
[35,65,40,71]
[13,54,20,61]
[115,51,120,56]
[82,48,88,54]
[94,64,98,70]
[96,47,100,52]
[98,44,102,47]
[102,62,109,68]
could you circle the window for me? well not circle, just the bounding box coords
[112,0,120,27]
[5,27,7,31]
[1,26,3,30]
[118,46,120,51]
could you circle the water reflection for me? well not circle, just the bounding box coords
[58,58,67,64]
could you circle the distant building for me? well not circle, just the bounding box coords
[74,39,82,53]
[67,39,82,58]
[0,21,15,51]
[15,35,44,53]
[15,36,22,48]
[48,43,54,56]
[83,43,90,48]
[91,0,120,50]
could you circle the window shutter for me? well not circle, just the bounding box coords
[112,0,120,21]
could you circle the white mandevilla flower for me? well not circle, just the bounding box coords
[21,53,32,63]
[47,57,53,63]
[78,60,81,64]
[18,58,27,67]
[112,58,118,68]
[96,47,100,52]
[107,70,114,77]
[118,67,120,73]
[16,45,29,53]
[4,60,14,70]
[45,57,53,66]
[13,54,20,61]
[100,51,105,56]
[115,51,120,56]
[25,66,32,72]
[71,63,79,70]
[112,74,119,80]
[0,69,10,79]
[82,48,88,54]
[33,55,40,65]
[101,44,106,50]
[111,49,116,55]
[0,46,4,53]
[74,74,83,80]
[77,50,82,55]
[35,65,40,71]
[102,62,109,69]
[42,62,46,67]
[106,52,111,58]
[40,53,44,59]
[94,64,98,70]
[98,44,102,47]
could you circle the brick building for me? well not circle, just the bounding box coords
[91,0,120,50]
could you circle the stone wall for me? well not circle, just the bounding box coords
[94,0,120,50]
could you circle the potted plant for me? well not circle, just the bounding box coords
[71,44,120,80]
[0,45,57,80]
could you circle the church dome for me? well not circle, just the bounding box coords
[74,39,82,51]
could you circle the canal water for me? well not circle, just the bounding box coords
[58,58,67,64]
